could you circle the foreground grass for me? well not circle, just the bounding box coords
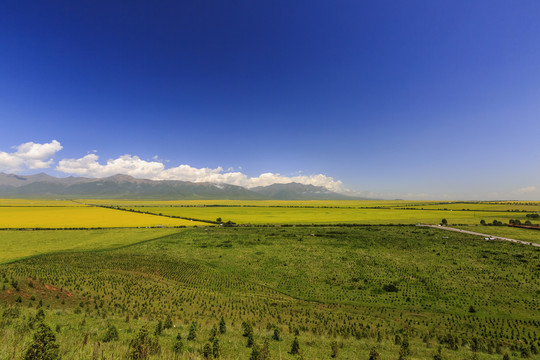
[1,226,538,359]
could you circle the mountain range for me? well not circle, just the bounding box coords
[0,173,364,200]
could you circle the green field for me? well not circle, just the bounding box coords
[0,200,539,359]
[113,205,534,228]
[1,225,539,359]
[456,225,540,243]
[0,228,180,264]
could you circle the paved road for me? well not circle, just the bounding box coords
[418,224,540,248]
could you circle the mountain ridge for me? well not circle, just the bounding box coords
[0,173,368,200]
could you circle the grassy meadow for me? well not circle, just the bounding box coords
[0,228,180,264]
[111,206,524,226]
[0,200,539,359]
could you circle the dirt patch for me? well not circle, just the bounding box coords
[44,284,59,291]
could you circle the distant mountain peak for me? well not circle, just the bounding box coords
[105,174,139,182]
[0,173,368,200]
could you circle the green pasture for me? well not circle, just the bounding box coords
[456,225,540,243]
[1,226,538,359]
[120,205,525,226]
[0,228,180,263]
[395,202,540,212]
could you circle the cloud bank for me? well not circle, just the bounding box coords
[0,140,62,172]
[57,154,344,191]
[0,141,343,191]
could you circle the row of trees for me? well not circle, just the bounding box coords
[480,219,535,226]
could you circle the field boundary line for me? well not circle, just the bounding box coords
[418,224,540,247]
[76,200,219,225]
[0,229,187,265]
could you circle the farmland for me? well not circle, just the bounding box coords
[0,200,205,228]
[0,228,180,264]
[79,200,540,236]
[0,200,539,359]
[109,205,522,226]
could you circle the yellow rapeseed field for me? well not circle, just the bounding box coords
[0,199,86,206]
[0,206,204,228]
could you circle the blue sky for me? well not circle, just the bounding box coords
[1,1,539,199]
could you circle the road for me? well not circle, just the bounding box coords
[418,224,540,248]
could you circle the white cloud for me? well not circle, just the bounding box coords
[56,153,344,192]
[0,140,63,172]
[57,154,165,178]
[517,186,537,194]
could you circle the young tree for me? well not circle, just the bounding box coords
[164,315,173,330]
[212,337,221,358]
[433,346,442,360]
[368,347,380,360]
[250,342,261,360]
[102,324,119,342]
[272,328,281,341]
[330,340,339,358]
[247,330,254,348]
[290,336,300,355]
[209,324,218,342]
[441,218,448,226]
[260,339,271,360]
[24,321,60,360]
[36,309,46,322]
[154,320,163,336]
[202,342,213,359]
[242,321,253,337]
[129,326,161,359]
[172,333,183,354]
[219,316,226,334]
[129,327,151,360]
[187,321,197,341]
[398,337,410,360]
